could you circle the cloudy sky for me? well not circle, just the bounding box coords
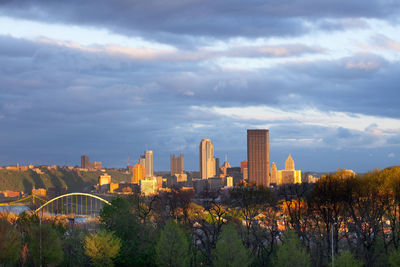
[1,1,400,172]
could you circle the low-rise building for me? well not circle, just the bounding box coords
[175,173,187,182]
[32,187,47,197]
[99,173,112,186]
[0,190,21,198]
[140,178,157,196]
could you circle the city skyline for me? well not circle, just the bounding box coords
[1,2,400,172]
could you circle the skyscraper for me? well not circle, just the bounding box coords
[139,155,146,170]
[145,150,153,177]
[199,138,216,179]
[247,129,270,186]
[170,153,184,175]
[280,154,301,184]
[270,162,278,184]
[81,155,89,169]
[285,154,295,170]
[132,162,146,184]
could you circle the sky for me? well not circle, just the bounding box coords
[1,1,400,172]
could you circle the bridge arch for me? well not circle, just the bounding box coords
[35,192,111,215]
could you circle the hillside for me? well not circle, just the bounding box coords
[0,168,132,193]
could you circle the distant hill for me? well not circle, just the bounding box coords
[0,168,131,193]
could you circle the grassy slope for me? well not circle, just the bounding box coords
[0,169,131,193]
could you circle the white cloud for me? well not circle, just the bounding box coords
[204,105,400,134]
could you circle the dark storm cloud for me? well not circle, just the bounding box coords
[1,0,399,46]
[1,35,399,170]
[2,35,397,121]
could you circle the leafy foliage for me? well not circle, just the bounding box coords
[28,222,64,266]
[273,230,311,267]
[61,228,90,267]
[335,250,363,267]
[0,218,21,265]
[155,219,190,267]
[84,229,121,267]
[100,196,156,266]
[212,223,252,267]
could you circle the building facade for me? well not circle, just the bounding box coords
[132,162,146,184]
[145,150,154,177]
[272,154,302,185]
[247,129,270,187]
[99,173,111,186]
[170,153,184,175]
[81,155,90,169]
[270,162,278,184]
[81,155,102,170]
[199,138,216,179]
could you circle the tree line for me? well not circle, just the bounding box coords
[2,166,400,266]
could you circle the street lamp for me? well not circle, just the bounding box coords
[331,222,337,267]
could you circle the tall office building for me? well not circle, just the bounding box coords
[81,155,90,169]
[215,158,220,176]
[247,129,270,186]
[199,138,216,179]
[285,154,295,170]
[139,155,146,170]
[170,153,184,175]
[145,150,154,177]
[270,162,278,184]
[132,162,146,184]
[81,155,102,170]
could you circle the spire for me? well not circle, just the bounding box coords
[285,154,295,170]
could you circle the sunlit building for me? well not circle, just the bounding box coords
[270,162,278,184]
[132,162,146,184]
[220,161,231,176]
[175,173,188,182]
[273,154,302,185]
[226,176,233,187]
[145,150,154,177]
[170,153,184,175]
[99,173,111,185]
[240,161,248,180]
[32,187,47,197]
[247,129,270,186]
[199,138,216,179]
[81,155,102,170]
[140,178,157,196]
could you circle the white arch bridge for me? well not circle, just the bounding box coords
[35,193,111,217]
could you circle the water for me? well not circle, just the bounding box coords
[0,205,30,214]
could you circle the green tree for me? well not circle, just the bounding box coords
[389,248,400,267]
[28,223,64,266]
[84,229,121,267]
[335,250,363,267]
[61,228,89,267]
[100,196,156,266]
[155,220,190,267]
[0,218,21,266]
[212,223,252,267]
[274,230,311,267]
